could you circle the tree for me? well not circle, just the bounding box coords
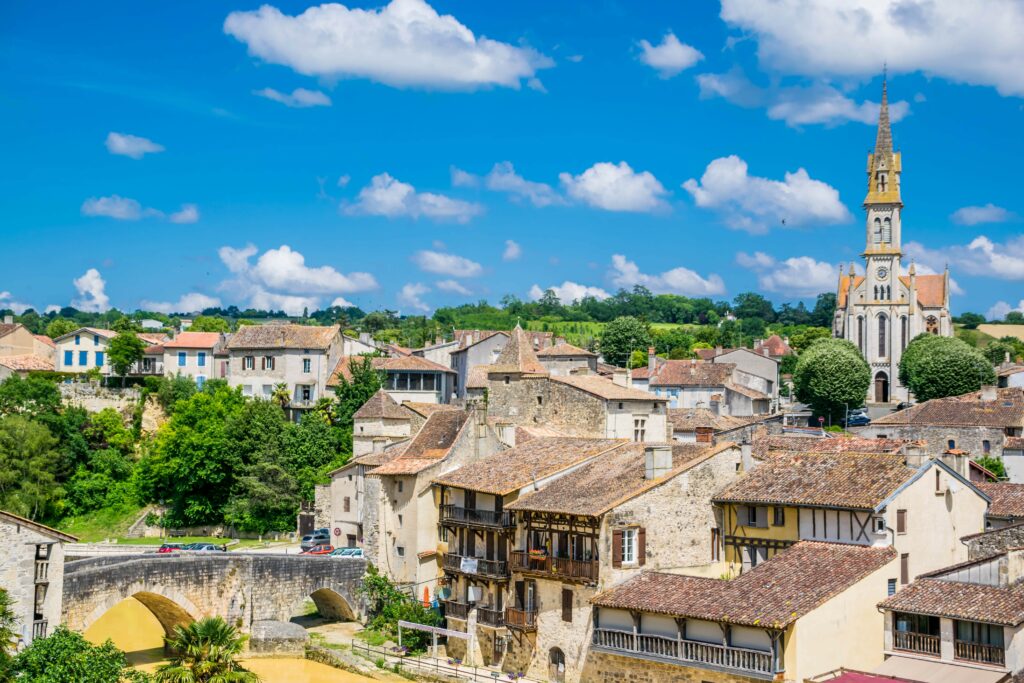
[44,318,77,340]
[108,331,146,386]
[0,375,62,418]
[271,382,291,409]
[809,293,837,328]
[11,625,148,683]
[793,339,871,423]
[1008,311,1024,324]
[0,588,16,680]
[155,617,256,683]
[359,565,442,653]
[983,340,1018,366]
[900,336,996,402]
[974,456,1006,481]
[0,416,61,520]
[732,292,776,322]
[955,312,986,329]
[187,316,231,333]
[598,317,653,368]
[112,316,142,333]
[333,357,385,430]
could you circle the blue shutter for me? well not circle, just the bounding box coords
[198,352,206,367]
[95,352,105,367]
[74,334,80,345]
[93,334,99,346]
[64,350,73,366]
[196,376,206,389]
[79,351,88,366]
[178,352,186,367]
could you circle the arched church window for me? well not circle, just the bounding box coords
[901,316,909,350]
[877,172,887,193]
[882,217,892,243]
[926,316,939,335]
[873,217,882,244]
[873,285,879,300]
[878,314,888,357]
[857,316,865,354]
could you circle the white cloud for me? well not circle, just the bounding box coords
[987,300,1024,321]
[141,292,222,314]
[169,204,200,224]
[224,0,553,91]
[249,289,321,315]
[559,162,669,213]
[638,32,703,77]
[0,291,33,314]
[398,283,430,312]
[950,203,1015,226]
[105,132,164,159]
[528,281,610,304]
[610,254,725,296]
[337,174,351,188]
[906,235,1024,281]
[412,250,483,278]
[485,162,564,207]
[72,268,110,312]
[719,0,1024,97]
[450,166,479,188]
[736,251,837,297]
[331,296,354,308]
[697,69,910,127]
[345,172,483,223]
[81,195,145,220]
[436,279,472,295]
[219,244,259,273]
[683,155,850,233]
[253,87,332,108]
[502,239,522,261]
[44,305,60,314]
[914,92,927,103]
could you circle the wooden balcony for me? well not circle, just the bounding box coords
[504,607,537,632]
[955,639,1005,667]
[31,620,47,639]
[477,606,505,629]
[34,560,49,583]
[893,630,940,657]
[443,600,470,621]
[442,553,509,580]
[592,628,774,679]
[440,505,514,529]
[510,551,599,583]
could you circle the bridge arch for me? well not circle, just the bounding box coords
[82,585,199,638]
[297,587,357,622]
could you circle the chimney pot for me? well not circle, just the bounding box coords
[981,385,997,402]
[2,315,12,325]
[648,347,656,373]
[645,445,673,480]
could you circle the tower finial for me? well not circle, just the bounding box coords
[874,74,893,158]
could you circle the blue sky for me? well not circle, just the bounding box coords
[2,0,1023,318]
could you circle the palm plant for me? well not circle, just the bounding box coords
[270,382,291,409]
[154,617,259,683]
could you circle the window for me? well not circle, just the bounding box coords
[900,553,909,584]
[882,216,892,242]
[926,316,939,335]
[302,358,311,373]
[178,352,187,367]
[397,481,404,493]
[888,579,897,596]
[423,374,436,391]
[262,356,275,371]
[772,507,785,527]
[396,546,405,557]
[93,334,99,346]
[874,517,886,533]
[196,376,205,389]
[242,384,253,396]
[983,440,991,454]
[633,417,646,442]
[78,351,88,366]
[561,588,573,623]
[63,350,72,366]
[710,528,721,562]
[301,386,312,401]
[935,469,942,492]
[878,314,888,358]
[197,352,206,367]
[262,385,273,398]
[956,620,1005,648]
[873,217,882,243]
[901,316,908,350]
[895,611,939,636]
[74,334,80,345]
[504,376,510,385]
[397,514,403,528]
[537,396,543,406]
[343,497,350,513]
[243,356,255,370]
[947,439,956,450]
[621,528,637,564]
[857,317,865,354]
[896,509,907,534]
[95,352,104,367]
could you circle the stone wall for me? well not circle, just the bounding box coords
[580,650,766,683]
[486,376,606,438]
[59,383,140,414]
[856,423,1010,458]
[965,523,1024,559]
[0,519,66,646]
[503,630,536,677]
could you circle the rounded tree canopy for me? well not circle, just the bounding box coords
[793,338,871,421]
[900,335,996,402]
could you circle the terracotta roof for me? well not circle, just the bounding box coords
[0,355,54,372]
[755,435,911,460]
[668,407,757,433]
[401,401,460,418]
[593,541,896,629]
[465,365,489,390]
[327,354,454,387]
[384,343,413,357]
[878,577,1024,626]
[137,333,167,346]
[507,442,733,517]
[595,361,624,376]
[432,438,624,495]
[33,334,55,348]
[726,382,768,400]
[998,365,1024,377]
[872,387,1024,427]
[694,348,718,360]
[353,389,409,421]
[143,344,164,355]
[754,335,793,357]
[536,342,596,358]
[164,332,221,349]
[713,452,916,510]
[368,410,470,476]
[906,274,946,308]
[550,374,666,402]
[225,324,339,350]
[0,509,78,543]
[0,324,19,338]
[977,483,1024,519]
[489,325,548,375]
[633,360,735,387]
[453,329,506,350]
[1006,437,1024,450]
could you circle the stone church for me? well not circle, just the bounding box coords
[833,80,952,405]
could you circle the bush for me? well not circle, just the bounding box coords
[793,339,871,423]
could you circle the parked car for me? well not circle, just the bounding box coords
[300,530,331,552]
[185,542,226,552]
[156,543,186,554]
[329,547,364,558]
[302,545,334,556]
[843,413,871,427]
[895,401,914,412]
[848,407,868,417]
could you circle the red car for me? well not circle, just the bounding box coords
[301,545,334,556]
[156,543,186,554]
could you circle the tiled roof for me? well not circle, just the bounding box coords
[368,409,470,476]
[713,452,916,510]
[998,365,1024,377]
[837,274,946,309]
[725,382,768,400]
[33,334,55,348]
[353,389,409,420]
[878,577,1024,626]
[0,355,54,372]
[54,327,118,342]
[489,325,548,375]
[327,354,454,387]
[0,509,78,543]
[137,333,168,346]
[432,438,624,495]
[225,324,339,350]
[465,365,489,389]
[507,442,732,517]
[754,335,793,357]
[977,482,1024,519]
[593,541,896,629]
[536,342,596,358]
[754,435,911,460]
[872,387,1024,427]
[1006,437,1024,450]
[143,344,164,355]
[453,329,506,350]
[0,324,19,338]
[668,407,757,432]
[551,374,667,402]
[634,360,735,387]
[164,332,221,349]
[401,401,460,419]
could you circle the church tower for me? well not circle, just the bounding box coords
[862,77,902,306]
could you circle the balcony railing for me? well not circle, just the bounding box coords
[31,620,47,639]
[955,640,1005,667]
[34,560,49,583]
[893,630,941,657]
[442,553,509,579]
[477,607,505,629]
[444,600,470,621]
[440,505,514,529]
[511,551,599,583]
[505,607,537,632]
[593,628,773,678]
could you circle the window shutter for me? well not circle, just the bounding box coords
[900,553,909,585]
[896,509,907,534]
[612,530,623,568]
[637,527,646,566]
[344,497,350,512]
[561,588,572,623]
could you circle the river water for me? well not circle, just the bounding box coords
[84,597,377,683]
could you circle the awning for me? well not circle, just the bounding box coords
[874,655,1007,683]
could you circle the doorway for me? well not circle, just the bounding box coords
[874,372,889,404]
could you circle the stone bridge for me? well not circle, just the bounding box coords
[63,553,366,638]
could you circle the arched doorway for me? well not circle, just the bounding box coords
[874,371,889,404]
[549,647,566,683]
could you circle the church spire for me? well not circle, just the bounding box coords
[873,75,893,159]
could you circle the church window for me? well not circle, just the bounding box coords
[876,172,887,193]
[878,314,888,358]
[926,316,939,335]
[901,317,908,350]
[857,317,865,354]
[882,217,892,243]
[873,217,882,244]
[874,286,879,300]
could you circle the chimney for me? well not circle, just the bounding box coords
[981,385,997,402]
[648,347,656,373]
[1007,549,1024,585]
[715,346,723,354]
[645,445,673,480]
[740,442,753,471]
[695,427,714,444]
[612,369,628,387]
[2,315,11,325]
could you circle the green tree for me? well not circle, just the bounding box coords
[900,336,996,402]
[732,292,776,322]
[112,316,142,333]
[108,331,146,386]
[0,375,62,418]
[788,327,830,351]
[155,374,198,411]
[333,357,385,430]
[44,318,77,340]
[83,408,135,455]
[11,625,148,683]
[0,416,62,520]
[1008,311,1024,324]
[284,414,344,500]
[154,617,257,683]
[271,382,291,409]
[955,312,986,329]
[187,316,231,333]
[359,565,442,653]
[984,340,1017,366]
[793,339,871,423]
[0,588,16,680]
[598,317,653,368]
[974,456,1006,481]
[809,293,837,328]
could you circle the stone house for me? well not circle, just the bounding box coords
[328,355,456,405]
[450,329,556,399]
[501,441,743,683]
[535,342,597,376]
[585,542,898,683]
[0,509,77,646]
[224,324,343,416]
[632,356,772,415]
[877,548,1024,682]
[431,437,627,666]
[0,319,55,379]
[667,407,775,444]
[161,331,224,387]
[975,482,1024,530]
[712,451,989,584]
